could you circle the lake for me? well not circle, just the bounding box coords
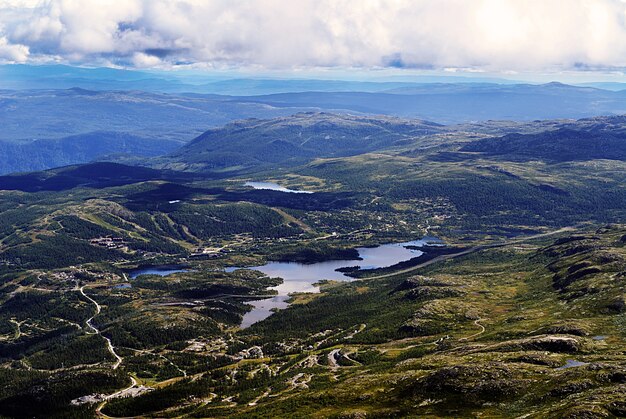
[127,265,191,279]
[245,181,313,194]
[236,238,439,328]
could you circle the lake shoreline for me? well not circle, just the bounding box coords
[237,237,439,327]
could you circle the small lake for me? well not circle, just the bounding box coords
[235,238,439,328]
[557,359,589,369]
[245,181,313,194]
[127,266,191,279]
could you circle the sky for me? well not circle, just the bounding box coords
[2,0,626,81]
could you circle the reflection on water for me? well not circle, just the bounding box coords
[237,238,437,328]
[245,181,313,194]
[557,359,589,369]
[127,266,190,279]
[239,296,290,328]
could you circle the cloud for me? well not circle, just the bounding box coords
[0,36,28,62]
[131,51,162,68]
[1,0,626,72]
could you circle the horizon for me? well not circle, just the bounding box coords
[3,63,626,91]
[2,1,626,86]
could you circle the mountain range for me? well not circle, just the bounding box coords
[2,81,626,175]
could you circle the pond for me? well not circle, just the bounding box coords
[235,238,440,328]
[244,181,313,194]
[557,359,589,369]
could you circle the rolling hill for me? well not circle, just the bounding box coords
[162,112,443,172]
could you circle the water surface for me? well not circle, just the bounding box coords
[245,181,313,194]
[237,238,437,327]
[240,296,291,328]
[128,266,191,279]
[557,359,589,369]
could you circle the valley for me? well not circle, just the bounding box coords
[0,112,625,418]
[3,2,626,417]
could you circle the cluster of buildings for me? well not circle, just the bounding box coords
[190,246,229,258]
[89,236,126,249]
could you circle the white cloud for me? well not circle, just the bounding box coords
[131,51,161,68]
[0,0,626,71]
[0,36,28,61]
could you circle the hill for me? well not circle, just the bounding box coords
[0,162,204,192]
[240,82,626,123]
[460,118,626,162]
[0,132,181,175]
[2,82,626,175]
[162,112,443,172]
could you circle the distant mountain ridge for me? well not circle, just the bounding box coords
[238,82,626,123]
[161,112,443,172]
[0,132,181,175]
[0,64,521,93]
[461,116,626,162]
[2,81,625,143]
[2,80,626,175]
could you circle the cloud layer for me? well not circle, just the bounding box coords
[2,0,626,72]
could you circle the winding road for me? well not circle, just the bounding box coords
[77,283,148,416]
[78,284,122,369]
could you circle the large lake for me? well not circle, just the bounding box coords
[125,240,438,328]
[127,181,439,328]
[235,238,437,328]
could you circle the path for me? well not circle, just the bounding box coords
[128,347,187,378]
[95,376,151,417]
[459,318,486,341]
[248,389,270,406]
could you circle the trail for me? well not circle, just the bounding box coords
[344,323,366,339]
[459,318,486,342]
[248,389,270,406]
[128,347,187,378]
[93,374,154,417]
[105,376,138,399]
[341,351,362,366]
[78,285,122,369]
